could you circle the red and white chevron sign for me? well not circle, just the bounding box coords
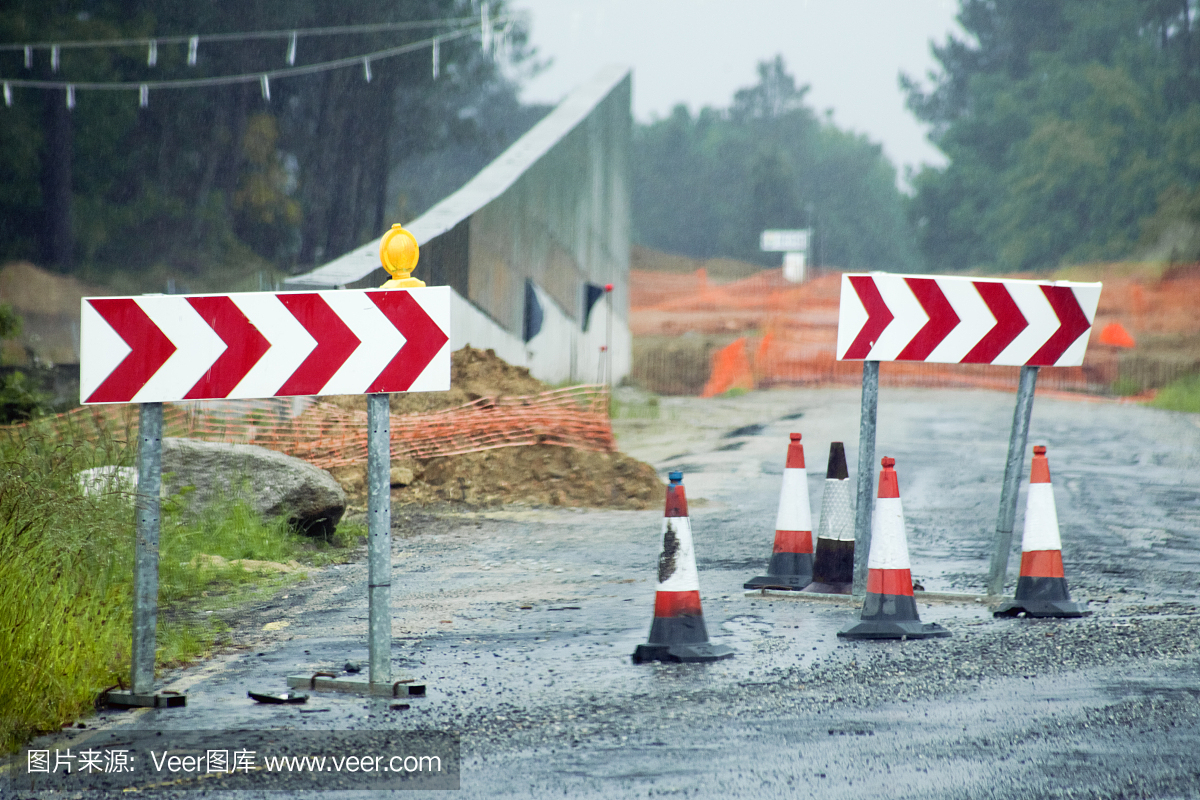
[80,288,450,404]
[836,273,1102,366]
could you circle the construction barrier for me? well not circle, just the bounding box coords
[744,433,814,591]
[633,471,733,664]
[630,267,1200,397]
[838,456,951,641]
[806,442,855,593]
[993,445,1089,618]
[2,385,615,469]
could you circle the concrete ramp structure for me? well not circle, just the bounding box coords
[286,65,632,385]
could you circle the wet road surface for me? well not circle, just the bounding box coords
[12,386,1200,799]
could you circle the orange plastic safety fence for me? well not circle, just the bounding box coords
[630,267,1133,396]
[2,386,616,470]
[700,338,754,397]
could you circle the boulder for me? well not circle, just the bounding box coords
[162,438,345,537]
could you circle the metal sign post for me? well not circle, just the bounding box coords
[835,272,1101,598]
[987,365,1039,596]
[367,393,392,687]
[105,401,185,708]
[851,361,879,597]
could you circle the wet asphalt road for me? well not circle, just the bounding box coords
[13,386,1200,799]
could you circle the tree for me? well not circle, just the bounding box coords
[633,57,920,271]
[0,1,535,283]
[904,0,1200,271]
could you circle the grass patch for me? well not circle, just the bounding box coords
[610,394,662,420]
[1149,372,1200,413]
[0,423,354,752]
[1111,376,1144,397]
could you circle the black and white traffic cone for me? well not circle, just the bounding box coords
[744,433,814,591]
[804,442,855,594]
[993,446,1089,618]
[633,471,734,664]
[838,457,950,640]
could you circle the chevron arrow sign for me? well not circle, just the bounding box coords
[80,287,451,404]
[836,273,1103,367]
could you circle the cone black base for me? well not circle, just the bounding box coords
[743,553,812,590]
[801,580,852,594]
[646,614,708,646]
[632,642,735,664]
[992,576,1089,618]
[993,599,1089,618]
[837,619,951,640]
[744,574,811,591]
[811,539,854,586]
[839,590,951,640]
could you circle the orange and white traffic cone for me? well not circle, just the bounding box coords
[745,433,814,591]
[993,446,1089,618]
[633,471,734,663]
[804,442,855,594]
[839,457,950,640]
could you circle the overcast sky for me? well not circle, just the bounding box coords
[506,0,966,189]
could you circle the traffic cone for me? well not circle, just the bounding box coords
[633,471,734,664]
[838,457,950,640]
[803,442,855,594]
[744,433,814,591]
[993,446,1089,618]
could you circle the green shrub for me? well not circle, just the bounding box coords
[1150,373,1200,413]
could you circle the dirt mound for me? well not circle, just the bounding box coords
[386,445,664,509]
[327,346,665,510]
[0,261,111,364]
[326,345,550,415]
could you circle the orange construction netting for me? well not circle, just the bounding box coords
[3,386,615,469]
[633,267,1148,395]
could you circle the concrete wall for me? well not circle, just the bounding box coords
[287,66,632,387]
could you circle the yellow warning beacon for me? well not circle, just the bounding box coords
[379,224,423,288]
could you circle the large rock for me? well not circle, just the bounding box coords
[162,438,345,537]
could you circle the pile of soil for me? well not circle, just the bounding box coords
[325,345,550,415]
[0,261,111,364]
[327,346,665,511]
[391,445,663,509]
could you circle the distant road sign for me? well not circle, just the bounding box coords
[81,287,450,404]
[760,229,809,252]
[836,274,1101,367]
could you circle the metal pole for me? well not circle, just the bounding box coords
[367,393,392,686]
[851,361,879,597]
[131,402,162,695]
[605,286,613,388]
[987,365,1039,597]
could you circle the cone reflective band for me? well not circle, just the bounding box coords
[994,446,1088,618]
[745,433,814,591]
[633,472,733,664]
[805,442,854,593]
[839,457,950,640]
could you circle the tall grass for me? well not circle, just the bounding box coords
[0,417,353,752]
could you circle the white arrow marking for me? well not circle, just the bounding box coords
[835,274,868,360]
[225,292,317,399]
[1053,283,1103,367]
[402,287,452,393]
[869,275,926,362]
[993,282,1058,366]
[133,296,227,402]
[926,277,994,364]
[318,290,406,395]
[79,300,131,402]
